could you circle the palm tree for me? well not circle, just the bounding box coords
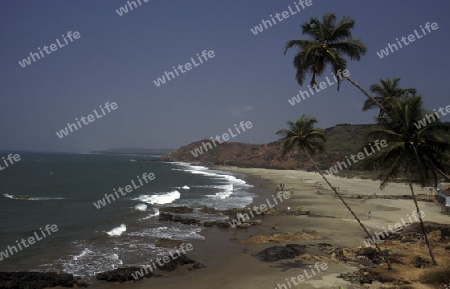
[363,77,416,118]
[364,94,450,265]
[284,13,385,111]
[276,115,393,270]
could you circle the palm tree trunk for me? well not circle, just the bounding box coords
[434,167,450,181]
[407,168,437,265]
[345,76,386,112]
[304,150,393,270]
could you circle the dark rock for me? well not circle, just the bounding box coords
[158,254,196,271]
[155,238,183,248]
[252,244,306,262]
[180,218,199,225]
[96,267,150,282]
[413,255,429,268]
[159,212,173,221]
[285,244,307,255]
[159,212,199,224]
[10,195,30,200]
[189,262,206,271]
[159,206,193,214]
[216,222,230,228]
[441,227,450,240]
[0,272,75,289]
[355,247,388,265]
[203,221,215,227]
[338,268,374,284]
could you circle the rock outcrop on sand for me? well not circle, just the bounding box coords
[0,272,76,289]
[96,255,204,282]
[252,244,306,262]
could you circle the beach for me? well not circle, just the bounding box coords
[89,166,448,289]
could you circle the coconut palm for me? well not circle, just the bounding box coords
[284,13,385,111]
[363,77,417,118]
[276,115,393,270]
[364,94,450,265]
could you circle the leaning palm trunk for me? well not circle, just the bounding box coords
[435,167,450,181]
[407,168,437,265]
[304,150,393,270]
[345,76,386,112]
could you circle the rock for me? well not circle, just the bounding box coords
[96,267,151,282]
[159,206,193,214]
[188,262,207,271]
[249,220,262,225]
[155,239,183,248]
[159,212,199,224]
[238,223,251,228]
[285,244,307,254]
[252,244,306,262]
[203,221,215,227]
[11,195,30,200]
[356,247,388,265]
[159,212,173,221]
[0,272,75,288]
[159,254,196,271]
[180,218,199,225]
[272,226,278,230]
[337,268,375,284]
[413,256,429,268]
[216,222,230,228]
[441,227,450,240]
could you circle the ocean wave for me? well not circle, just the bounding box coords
[192,184,234,190]
[58,246,124,277]
[134,204,147,211]
[2,193,66,201]
[106,224,126,236]
[134,191,180,205]
[181,185,190,190]
[207,190,232,199]
[139,208,160,220]
[129,225,204,240]
[171,163,252,187]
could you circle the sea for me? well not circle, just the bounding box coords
[0,152,254,278]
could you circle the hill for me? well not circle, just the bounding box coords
[161,124,375,171]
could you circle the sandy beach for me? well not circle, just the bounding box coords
[90,166,449,289]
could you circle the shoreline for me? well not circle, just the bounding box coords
[13,165,450,288]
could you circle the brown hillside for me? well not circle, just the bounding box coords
[161,124,375,171]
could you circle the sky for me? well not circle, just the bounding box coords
[0,0,448,153]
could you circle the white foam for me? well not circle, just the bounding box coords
[60,245,124,277]
[106,224,126,236]
[175,164,252,187]
[73,248,94,260]
[2,193,65,201]
[134,191,180,205]
[193,184,234,190]
[181,185,190,190]
[129,225,205,240]
[207,190,232,199]
[139,208,160,220]
[135,204,147,211]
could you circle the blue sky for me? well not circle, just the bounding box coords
[0,0,448,152]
